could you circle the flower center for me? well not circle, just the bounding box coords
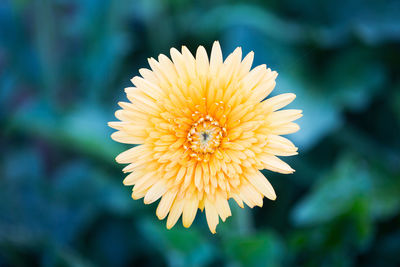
[187,115,223,155]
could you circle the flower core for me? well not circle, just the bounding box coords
[187,115,224,160]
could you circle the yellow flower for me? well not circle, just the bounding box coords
[109,41,302,233]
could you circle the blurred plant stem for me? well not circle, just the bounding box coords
[233,204,254,235]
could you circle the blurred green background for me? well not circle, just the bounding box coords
[1,0,400,266]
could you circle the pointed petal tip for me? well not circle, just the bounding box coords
[131,192,141,200]
[212,41,221,51]
[157,53,167,62]
[234,46,242,53]
[170,47,180,55]
[166,218,178,230]
[244,50,254,60]
[146,57,155,67]
[182,221,192,228]
[111,132,121,145]
[284,92,296,100]
[114,153,124,164]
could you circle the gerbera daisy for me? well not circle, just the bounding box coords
[109,41,302,233]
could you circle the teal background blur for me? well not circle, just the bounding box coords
[1,0,400,266]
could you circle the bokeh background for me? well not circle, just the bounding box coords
[1,0,400,266]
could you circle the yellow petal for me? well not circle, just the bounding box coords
[247,171,276,200]
[138,68,159,85]
[240,64,267,93]
[111,131,145,145]
[204,199,219,234]
[267,109,303,127]
[181,46,196,79]
[144,181,168,204]
[123,171,142,185]
[259,154,295,174]
[182,196,199,228]
[209,41,223,76]
[230,193,244,208]
[238,51,254,78]
[196,45,209,77]
[166,198,185,229]
[156,189,177,220]
[115,145,147,163]
[170,48,188,82]
[215,194,232,221]
[261,93,296,112]
[270,122,300,135]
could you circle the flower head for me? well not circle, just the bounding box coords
[109,41,302,233]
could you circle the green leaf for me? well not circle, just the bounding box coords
[292,154,372,226]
